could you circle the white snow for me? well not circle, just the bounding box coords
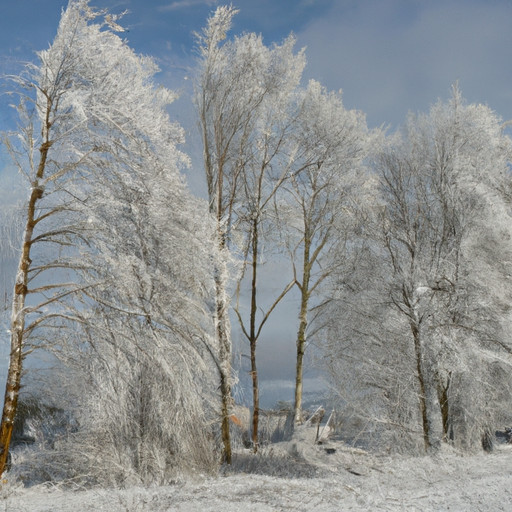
[2,438,511,511]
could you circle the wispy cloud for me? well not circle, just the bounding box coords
[158,0,217,12]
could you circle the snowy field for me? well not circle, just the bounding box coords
[1,437,511,511]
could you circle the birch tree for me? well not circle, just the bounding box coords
[58,175,219,482]
[323,86,512,453]
[0,0,218,476]
[0,0,104,473]
[194,6,305,452]
[276,81,374,425]
[378,87,512,451]
[230,36,304,452]
[59,127,220,482]
[194,6,240,462]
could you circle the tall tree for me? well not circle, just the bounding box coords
[59,102,221,482]
[378,86,512,451]
[194,5,240,462]
[0,0,101,473]
[230,35,304,451]
[194,6,305,451]
[276,80,373,425]
[322,86,512,453]
[59,173,220,483]
[0,0,217,476]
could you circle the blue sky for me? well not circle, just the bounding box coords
[2,0,512,406]
[2,0,512,130]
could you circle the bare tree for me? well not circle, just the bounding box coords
[61,141,221,482]
[230,38,304,452]
[0,0,100,471]
[56,172,220,483]
[194,5,241,462]
[379,86,512,451]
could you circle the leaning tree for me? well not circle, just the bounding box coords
[0,0,219,477]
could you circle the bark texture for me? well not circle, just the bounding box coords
[0,103,52,475]
[294,238,311,426]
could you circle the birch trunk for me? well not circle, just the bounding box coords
[294,304,308,425]
[214,236,232,464]
[0,105,52,475]
[294,234,311,426]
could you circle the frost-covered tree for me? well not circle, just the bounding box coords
[275,80,374,426]
[0,0,110,473]
[59,180,219,483]
[59,136,220,483]
[0,0,219,478]
[323,86,512,453]
[194,6,240,461]
[194,6,306,451]
[228,34,304,451]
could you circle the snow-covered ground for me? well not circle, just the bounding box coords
[1,437,511,511]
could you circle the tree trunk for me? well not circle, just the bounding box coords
[212,158,233,464]
[214,264,232,465]
[438,372,453,443]
[0,324,24,475]
[250,343,259,452]
[249,218,260,452]
[294,313,307,425]
[0,112,52,475]
[219,363,232,464]
[411,323,441,453]
[0,189,43,475]
[294,235,311,426]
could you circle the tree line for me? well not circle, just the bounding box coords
[0,0,511,483]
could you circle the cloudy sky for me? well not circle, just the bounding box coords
[2,0,512,129]
[1,0,512,406]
